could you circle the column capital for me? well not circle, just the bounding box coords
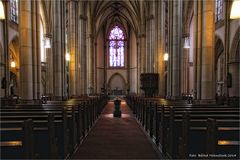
[44,33,52,38]
[182,33,190,38]
[88,34,94,39]
[66,0,78,3]
[79,15,87,21]
[146,14,154,21]
[138,34,146,38]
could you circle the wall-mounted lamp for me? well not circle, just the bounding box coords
[184,37,190,49]
[230,0,240,19]
[10,61,16,68]
[0,0,5,20]
[44,37,51,48]
[164,53,169,61]
[66,53,70,61]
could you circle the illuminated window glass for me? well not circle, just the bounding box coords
[215,0,223,22]
[109,26,124,67]
[10,0,18,23]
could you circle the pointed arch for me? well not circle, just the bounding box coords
[215,35,224,63]
[230,27,240,63]
[107,72,127,94]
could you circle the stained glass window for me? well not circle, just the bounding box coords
[10,0,18,23]
[215,0,223,22]
[109,26,124,67]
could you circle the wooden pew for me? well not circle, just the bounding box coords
[125,95,240,159]
[0,114,58,159]
[0,95,108,159]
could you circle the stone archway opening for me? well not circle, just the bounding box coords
[107,73,126,95]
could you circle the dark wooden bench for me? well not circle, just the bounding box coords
[0,95,108,159]
[126,95,240,159]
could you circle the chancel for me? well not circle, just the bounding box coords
[0,0,239,159]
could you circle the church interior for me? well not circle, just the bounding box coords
[0,0,239,159]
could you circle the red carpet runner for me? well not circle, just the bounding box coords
[72,100,161,159]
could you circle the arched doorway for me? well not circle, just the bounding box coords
[9,36,20,97]
[107,73,126,95]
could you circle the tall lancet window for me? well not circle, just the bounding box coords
[109,26,125,67]
[10,0,18,23]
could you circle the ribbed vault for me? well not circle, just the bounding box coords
[90,0,143,36]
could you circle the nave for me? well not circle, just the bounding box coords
[1,95,239,159]
[0,0,240,159]
[72,101,161,159]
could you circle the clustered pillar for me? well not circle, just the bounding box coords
[78,2,87,95]
[19,0,33,102]
[52,0,65,100]
[193,0,215,101]
[68,0,78,97]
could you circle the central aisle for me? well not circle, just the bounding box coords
[72,100,162,159]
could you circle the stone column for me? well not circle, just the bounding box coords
[32,0,41,102]
[52,0,64,100]
[181,48,189,93]
[156,0,165,96]
[78,1,87,95]
[146,16,151,72]
[138,34,146,94]
[171,0,182,99]
[86,3,94,94]
[193,1,201,99]
[2,0,9,98]
[136,40,140,94]
[150,1,156,73]
[224,1,230,98]
[193,0,215,100]
[81,16,87,94]
[166,1,171,97]
[19,0,33,101]
[69,0,78,97]
[139,2,146,75]
[201,0,215,100]
[139,34,146,70]
[45,35,53,97]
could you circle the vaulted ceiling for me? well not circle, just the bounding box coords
[90,0,145,37]
[39,0,147,37]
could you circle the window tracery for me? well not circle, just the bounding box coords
[109,26,125,67]
[215,0,223,22]
[10,0,18,23]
